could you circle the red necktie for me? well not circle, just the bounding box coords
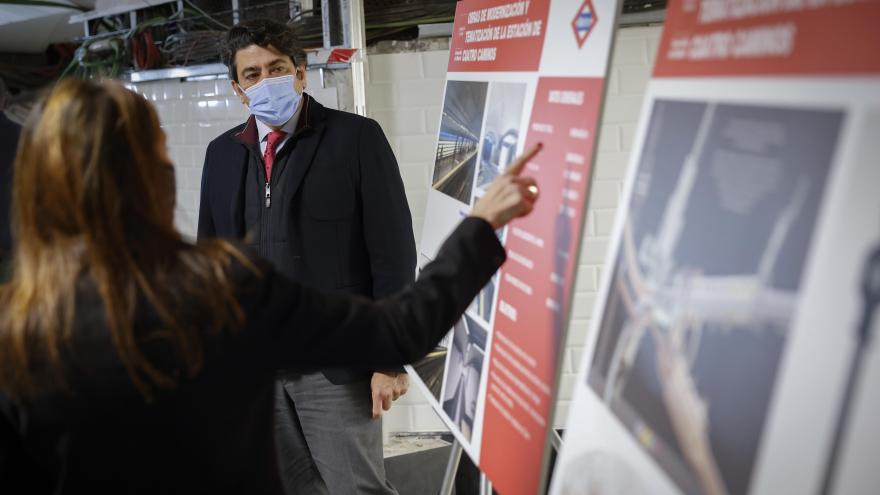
[263,130,287,182]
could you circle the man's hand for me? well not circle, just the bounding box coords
[371,372,410,418]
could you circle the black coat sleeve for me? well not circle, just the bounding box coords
[240,217,504,370]
[356,118,417,298]
[0,116,20,256]
[0,396,21,484]
[196,143,216,240]
[0,394,49,493]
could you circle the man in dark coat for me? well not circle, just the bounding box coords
[197,19,416,494]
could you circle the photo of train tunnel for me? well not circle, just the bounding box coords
[441,314,489,442]
[412,341,451,402]
[431,80,489,205]
[473,82,527,199]
[586,100,843,495]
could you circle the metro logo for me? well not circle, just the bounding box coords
[572,0,597,48]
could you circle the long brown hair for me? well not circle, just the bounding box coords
[0,78,249,401]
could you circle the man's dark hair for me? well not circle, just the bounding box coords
[222,19,307,82]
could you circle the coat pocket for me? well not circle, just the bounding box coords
[303,168,355,221]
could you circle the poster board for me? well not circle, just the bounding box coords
[551,1,880,494]
[404,0,621,494]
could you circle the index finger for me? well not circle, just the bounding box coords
[505,142,543,177]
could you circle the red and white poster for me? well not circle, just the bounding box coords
[552,1,880,494]
[405,1,621,494]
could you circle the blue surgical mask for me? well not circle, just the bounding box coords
[244,74,301,127]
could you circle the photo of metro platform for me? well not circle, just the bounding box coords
[431,80,489,205]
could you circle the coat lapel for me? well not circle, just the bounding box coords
[284,95,327,201]
[232,116,261,237]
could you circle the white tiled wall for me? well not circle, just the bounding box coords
[129,78,250,238]
[365,49,451,245]
[130,24,662,436]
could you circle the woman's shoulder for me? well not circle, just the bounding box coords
[191,239,267,274]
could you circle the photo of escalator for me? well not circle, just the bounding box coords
[473,82,527,200]
[468,273,497,325]
[467,226,506,326]
[441,314,489,442]
[431,80,489,205]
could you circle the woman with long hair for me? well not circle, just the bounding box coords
[0,78,540,493]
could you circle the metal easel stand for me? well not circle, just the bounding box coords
[550,429,563,452]
[541,429,565,495]
[819,243,879,494]
[439,439,463,495]
[438,430,565,495]
[480,472,493,495]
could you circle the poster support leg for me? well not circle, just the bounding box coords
[479,472,493,495]
[541,430,565,495]
[820,247,879,494]
[819,343,866,494]
[439,439,463,495]
[550,429,563,451]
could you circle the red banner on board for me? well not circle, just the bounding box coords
[447,0,552,72]
[654,0,880,77]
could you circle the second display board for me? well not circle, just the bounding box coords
[551,1,880,494]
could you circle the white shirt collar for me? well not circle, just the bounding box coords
[255,94,303,143]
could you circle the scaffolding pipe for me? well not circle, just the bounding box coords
[348,0,368,116]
